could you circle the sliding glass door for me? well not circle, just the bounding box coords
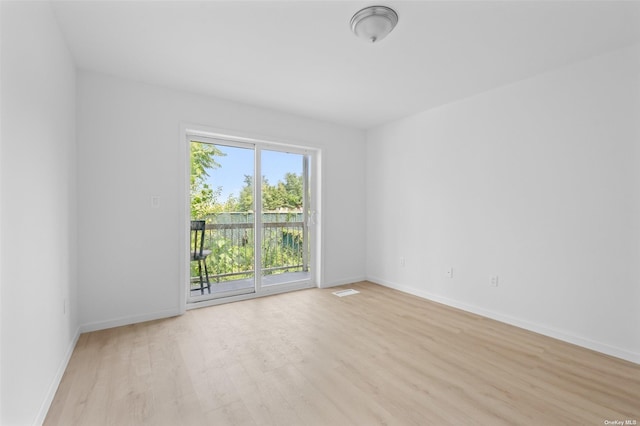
[260,149,311,287]
[188,135,313,303]
[189,139,256,300]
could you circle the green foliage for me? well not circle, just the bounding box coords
[210,235,253,276]
[190,141,307,287]
[235,173,303,212]
[282,172,304,209]
[237,175,254,212]
[190,142,225,219]
[190,141,304,217]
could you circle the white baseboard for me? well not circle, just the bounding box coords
[319,276,367,289]
[79,308,182,333]
[34,327,81,426]
[367,276,640,365]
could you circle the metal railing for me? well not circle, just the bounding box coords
[191,220,308,284]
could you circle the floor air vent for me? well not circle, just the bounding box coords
[332,289,360,297]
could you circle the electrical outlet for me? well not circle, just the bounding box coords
[400,257,406,267]
[490,276,499,287]
[446,268,454,278]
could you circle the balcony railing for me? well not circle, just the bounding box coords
[191,213,308,285]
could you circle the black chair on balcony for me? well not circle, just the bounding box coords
[190,220,211,294]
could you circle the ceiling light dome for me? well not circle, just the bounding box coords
[350,5,398,43]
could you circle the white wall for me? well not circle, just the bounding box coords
[366,44,640,363]
[76,71,366,330]
[0,2,79,424]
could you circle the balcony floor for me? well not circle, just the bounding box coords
[189,270,311,298]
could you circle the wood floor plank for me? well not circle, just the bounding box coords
[45,282,640,425]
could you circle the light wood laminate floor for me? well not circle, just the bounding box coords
[45,281,639,425]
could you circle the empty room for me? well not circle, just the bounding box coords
[1,0,639,425]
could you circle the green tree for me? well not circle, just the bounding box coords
[237,174,254,212]
[282,172,303,209]
[263,177,283,211]
[237,173,303,211]
[190,142,225,219]
[217,193,240,213]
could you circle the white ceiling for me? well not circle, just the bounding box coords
[51,0,640,129]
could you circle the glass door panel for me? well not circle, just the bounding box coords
[189,138,256,301]
[260,149,311,287]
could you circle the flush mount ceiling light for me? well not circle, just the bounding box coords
[350,5,398,43]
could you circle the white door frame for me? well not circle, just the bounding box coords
[179,125,321,311]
